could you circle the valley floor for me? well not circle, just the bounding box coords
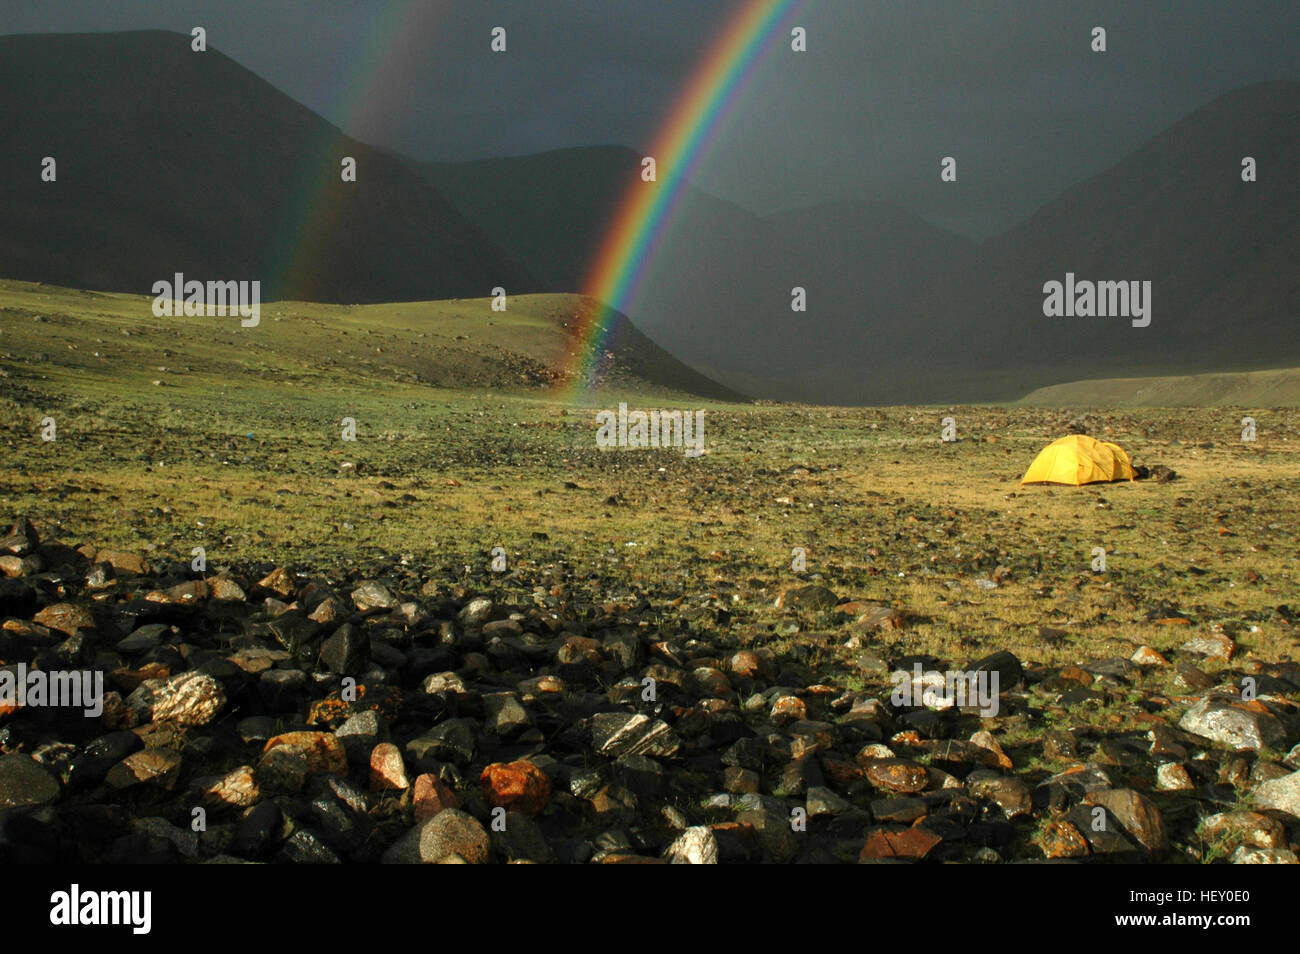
[1,282,1298,863]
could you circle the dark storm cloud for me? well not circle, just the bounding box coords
[6,0,1295,236]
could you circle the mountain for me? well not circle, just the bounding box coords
[423,83,1298,406]
[0,31,533,303]
[419,146,661,294]
[418,147,978,403]
[863,80,1300,404]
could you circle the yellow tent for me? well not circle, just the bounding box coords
[1020,435,1136,486]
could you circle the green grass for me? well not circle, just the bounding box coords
[2,279,1298,718]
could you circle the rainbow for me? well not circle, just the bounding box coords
[562,0,806,402]
[265,1,447,299]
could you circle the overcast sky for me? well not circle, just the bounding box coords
[5,0,1296,236]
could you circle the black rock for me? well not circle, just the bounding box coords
[0,755,61,809]
[318,623,369,676]
[277,826,344,864]
[233,800,282,860]
[970,650,1024,690]
[67,732,143,791]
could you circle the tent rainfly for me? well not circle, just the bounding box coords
[1020,434,1137,486]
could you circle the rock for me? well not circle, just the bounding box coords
[406,719,476,768]
[806,786,850,817]
[1131,645,1169,666]
[1202,811,1288,849]
[1082,788,1166,854]
[351,581,399,612]
[32,603,94,637]
[318,623,369,676]
[458,597,495,626]
[279,828,342,864]
[0,555,37,577]
[855,604,905,631]
[117,623,171,655]
[1284,743,1300,771]
[483,692,531,738]
[690,666,732,698]
[106,748,182,790]
[863,759,929,793]
[724,766,761,793]
[968,775,1031,818]
[94,549,147,575]
[970,650,1023,691]
[232,800,282,860]
[590,712,681,758]
[1147,724,1189,759]
[418,808,491,864]
[736,808,798,863]
[1179,696,1286,751]
[775,585,839,613]
[0,755,61,808]
[413,773,462,820]
[336,709,388,764]
[259,668,308,712]
[133,817,199,858]
[200,765,261,808]
[421,671,467,695]
[308,596,346,626]
[154,580,209,605]
[266,611,320,653]
[1174,663,1215,692]
[1180,630,1236,661]
[370,743,410,792]
[209,576,247,602]
[728,649,775,680]
[969,730,1014,770]
[769,694,806,724]
[1155,763,1195,791]
[480,761,551,816]
[664,826,719,864]
[1039,820,1090,858]
[860,826,942,860]
[490,811,552,863]
[255,567,296,599]
[1037,764,1113,808]
[1250,770,1300,819]
[262,731,347,776]
[150,671,226,726]
[1230,847,1298,864]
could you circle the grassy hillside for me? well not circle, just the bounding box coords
[1020,366,1300,407]
[0,279,743,406]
